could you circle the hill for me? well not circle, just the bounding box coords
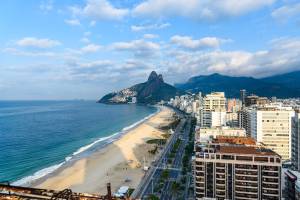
[99,71,185,104]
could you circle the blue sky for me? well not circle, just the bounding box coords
[0,0,300,100]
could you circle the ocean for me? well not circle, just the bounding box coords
[0,101,157,185]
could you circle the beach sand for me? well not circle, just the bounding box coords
[33,106,175,195]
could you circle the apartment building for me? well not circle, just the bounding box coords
[200,92,226,127]
[292,110,300,170]
[194,136,282,200]
[250,104,295,160]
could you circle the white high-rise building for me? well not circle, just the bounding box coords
[200,92,226,127]
[250,103,295,160]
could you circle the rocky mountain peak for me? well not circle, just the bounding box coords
[148,71,164,82]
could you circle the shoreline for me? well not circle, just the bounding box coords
[29,106,175,194]
[13,105,160,187]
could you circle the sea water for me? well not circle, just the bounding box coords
[0,101,157,185]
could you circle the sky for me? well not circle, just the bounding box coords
[0,0,300,100]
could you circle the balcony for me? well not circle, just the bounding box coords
[262,177,279,183]
[236,175,258,182]
[216,191,225,196]
[262,189,279,195]
[195,161,204,166]
[195,177,205,183]
[195,172,205,177]
[216,168,225,173]
[261,194,280,200]
[216,174,225,180]
[235,170,258,176]
[262,183,279,189]
[235,193,258,199]
[195,188,205,194]
[195,166,204,171]
[216,185,225,191]
[262,166,278,171]
[216,163,225,167]
[195,183,205,188]
[216,180,225,185]
[235,164,258,170]
[262,172,279,177]
[236,187,258,194]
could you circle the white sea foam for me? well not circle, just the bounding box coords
[12,107,159,186]
[13,162,64,186]
[72,135,114,156]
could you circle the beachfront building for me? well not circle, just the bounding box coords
[194,136,282,200]
[200,92,226,127]
[249,104,295,160]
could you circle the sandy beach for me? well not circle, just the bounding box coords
[32,106,175,195]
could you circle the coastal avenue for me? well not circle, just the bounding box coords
[131,108,191,199]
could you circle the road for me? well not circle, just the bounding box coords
[159,116,191,200]
[131,107,191,200]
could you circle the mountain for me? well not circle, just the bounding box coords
[175,72,300,98]
[99,71,185,104]
[261,71,300,89]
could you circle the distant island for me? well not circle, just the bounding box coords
[99,71,185,104]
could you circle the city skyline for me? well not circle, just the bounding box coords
[1,0,300,99]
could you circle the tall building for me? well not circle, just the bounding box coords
[239,107,255,136]
[292,110,300,170]
[250,104,295,160]
[240,89,246,106]
[202,92,226,111]
[194,136,282,200]
[200,92,226,127]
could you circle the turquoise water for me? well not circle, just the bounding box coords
[0,101,157,185]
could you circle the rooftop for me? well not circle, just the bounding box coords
[218,146,277,156]
[213,136,256,145]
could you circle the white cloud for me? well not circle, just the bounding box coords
[40,0,53,12]
[89,20,97,26]
[166,37,300,78]
[171,35,229,50]
[64,19,81,26]
[84,31,92,36]
[2,48,57,57]
[133,0,275,21]
[131,23,170,32]
[111,39,160,58]
[67,59,116,80]
[81,44,102,53]
[143,34,159,39]
[16,37,61,48]
[71,0,129,21]
[271,3,300,22]
[81,37,90,43]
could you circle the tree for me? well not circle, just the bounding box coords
[162,169,169,180]
[148,194,159,200]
